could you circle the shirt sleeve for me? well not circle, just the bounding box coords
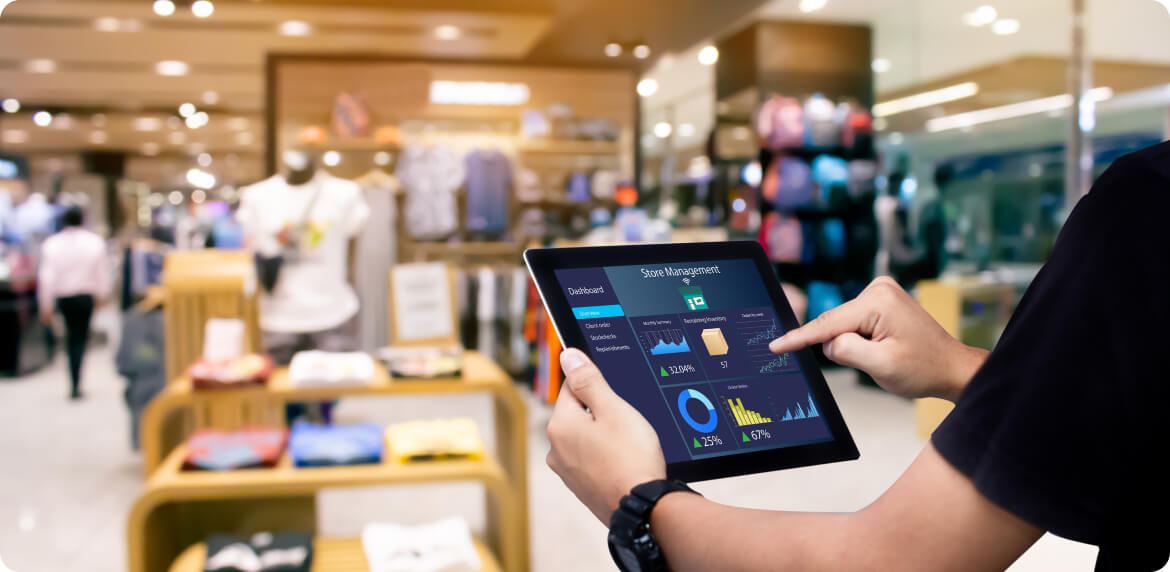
[931,144,1170,568]
[37,238,56,310]
[341,184,370,238]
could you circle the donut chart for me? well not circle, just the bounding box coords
[677,389,718,433]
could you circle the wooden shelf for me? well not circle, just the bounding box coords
[295,139,401,152]
[168,536,502,572]
[517,139,620,155]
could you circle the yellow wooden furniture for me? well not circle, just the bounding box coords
[167,537,502,572]
[132,352,529,572]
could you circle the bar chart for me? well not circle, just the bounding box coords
[725,397,772,426]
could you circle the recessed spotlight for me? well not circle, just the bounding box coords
[95,17,140,32]
[633,44,651,59]
[52,114,73,130]
[153,0,175,17]
[1,98,19,113]
[963,5,998,27]
[26,59,57,74]
[636,78,658,97]
[202,91,219,105]
[799,0,828,13]
[185,111,209,129]
[374,151,392,166]
[32,111,52,127]
[2,130,28,144]
[653,121,672,138]
[698,45,718,66]
[191,0,214,18]
[142,142,160,156]
[156,60,189,76]
[228,117,249,131]
[322,150,341,166]
[197,152,212,167]
[872,58,892,73]
[991,18,1020,35]
[678,123,696,137]
[191,189,206,204]
[178,103,196,118]
[604,43,622,58]
[186,168,215,189]
[89,131,108,144]
[168,131,186,144]
[280,20,312,36]
[169,190,184,205]
[434,25,461,40]
[134,117,162,131]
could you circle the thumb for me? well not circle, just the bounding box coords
[560,348,619,413]
[822,332,885,372]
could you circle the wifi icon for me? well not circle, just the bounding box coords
[682,278,691,285]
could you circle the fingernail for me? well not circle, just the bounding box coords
[768,336,784,351]
[560,349,586,373]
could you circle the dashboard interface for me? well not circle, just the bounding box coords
[555,258,833,463]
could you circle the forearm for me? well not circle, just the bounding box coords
[939,344,989,402]
[650,492,853,572]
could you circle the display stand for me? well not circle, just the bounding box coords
[131,353,528,572]
[166,537,501,572]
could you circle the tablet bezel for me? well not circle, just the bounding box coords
[525,240,859,482]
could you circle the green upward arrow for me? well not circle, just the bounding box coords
[742,431,751,443]
[660,366,669,377]
[693,437,701,448]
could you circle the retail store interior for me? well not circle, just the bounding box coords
[1,0,1168,570]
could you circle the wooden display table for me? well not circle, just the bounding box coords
[168,537,502,572]
[131,352,528,572]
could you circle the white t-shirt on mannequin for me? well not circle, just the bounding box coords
[238,172,370,333]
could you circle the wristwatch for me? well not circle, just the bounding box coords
[608,479,700,572]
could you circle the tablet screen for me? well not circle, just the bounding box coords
[554,258,834,464]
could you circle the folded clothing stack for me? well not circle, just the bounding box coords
[188,354,275,391]
[204,531,312,572]
[385,418,484,463]
[361,517,481,572]
[288,421,383,467]
[288,351,376,387]
[183,427,287,471]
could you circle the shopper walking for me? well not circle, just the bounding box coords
[38,206,110,400]
[545,140,1170,571]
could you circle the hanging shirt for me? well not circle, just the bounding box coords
[396,145,465,240]
[933,142,1170,571]
[464,150,513,234]
[37,226,110,309]
[237,172,370,333]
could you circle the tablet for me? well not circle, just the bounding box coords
[525,241,858,482]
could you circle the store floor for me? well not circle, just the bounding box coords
[0,339,1117,571]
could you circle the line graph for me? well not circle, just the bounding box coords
[738,317,797,374]
[639,328,692,355]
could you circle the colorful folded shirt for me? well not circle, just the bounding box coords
[288,351,376,387]
[361,518,481,572]
[288,421,383,467]
[204,531,312,572]
[183,427,287,471]
[385,418,484,463]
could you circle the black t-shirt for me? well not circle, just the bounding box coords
[932,141,1170,571]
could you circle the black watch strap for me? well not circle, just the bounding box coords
[608,479,700,572]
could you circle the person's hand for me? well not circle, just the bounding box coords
[769,277,987,401]
[546,348,666,523]
[39,309,53,326]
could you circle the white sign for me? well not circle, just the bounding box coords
[391,263,455,343]
[203,318,245,362]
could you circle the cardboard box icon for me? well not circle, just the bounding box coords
[701,328,729,356]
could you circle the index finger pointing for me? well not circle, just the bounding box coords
[768,302,864,354]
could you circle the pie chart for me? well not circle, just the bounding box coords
[677,389,718,433]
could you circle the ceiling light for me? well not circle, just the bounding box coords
[322,150,341,166]
[235,132,254,145]
[925,86,1112,132]
[604,43,622,58]
[134,117,162,131]
[991,18,1020,35]
[636,78,658,97]
[52,114,72,130]
[94,17,139,32]
[2,130,28,144]
[169,190,184,205]
[633,44,651,59]
[434,25,461,40]
[178,103,196,118]
[429,81,530,105]
[799,0,828,13]
[1155,0,1170,16]
[280,20,312,36]
[872,81,979,117]
[89,131,108,144]
[653,121,672,138]
[202,91,219,105]
[26,59,56,74]
[153,0,175,17]
[197,152,212,167]
[678,123,696,137]
[191,189,206,204]
[871,58,892,73]
[698,45,719,66]
[1,98,19,113]
[191,0,214,18]
[186,168,215,189]
[156,60,189,76]
[142,142,160,156]
[374,151,392,166]
[168,131,186,144]
[32,111,51,127]
[963,5,998,27]
[185,111,209,129]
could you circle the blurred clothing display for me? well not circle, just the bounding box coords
[756,95,804,150]
[385,418,484,463]
[182,427,287,471]
[396,145,465,240]
[464,149,513,234]
[287,350,375,387]
[204,531,313,572]
[116,307,165,450]
[238,172,370,334]
[288,421,383,467]
[361,517,481,572]
[802,93,838,148]
[354,170,399,353]
[566,172,590,202]
[772,157,814,209]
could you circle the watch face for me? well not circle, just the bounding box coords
[615,545,642,571]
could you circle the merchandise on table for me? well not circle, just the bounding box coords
[183,427,287,471]
[378,345,463,379]
[204,531,313,572]
[288,350,376,387]
[288,421,383,467]
[385,418,485,463]
[361,517,481,572]
[188,354,275,391]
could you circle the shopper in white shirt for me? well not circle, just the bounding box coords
[38,206,110,399]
